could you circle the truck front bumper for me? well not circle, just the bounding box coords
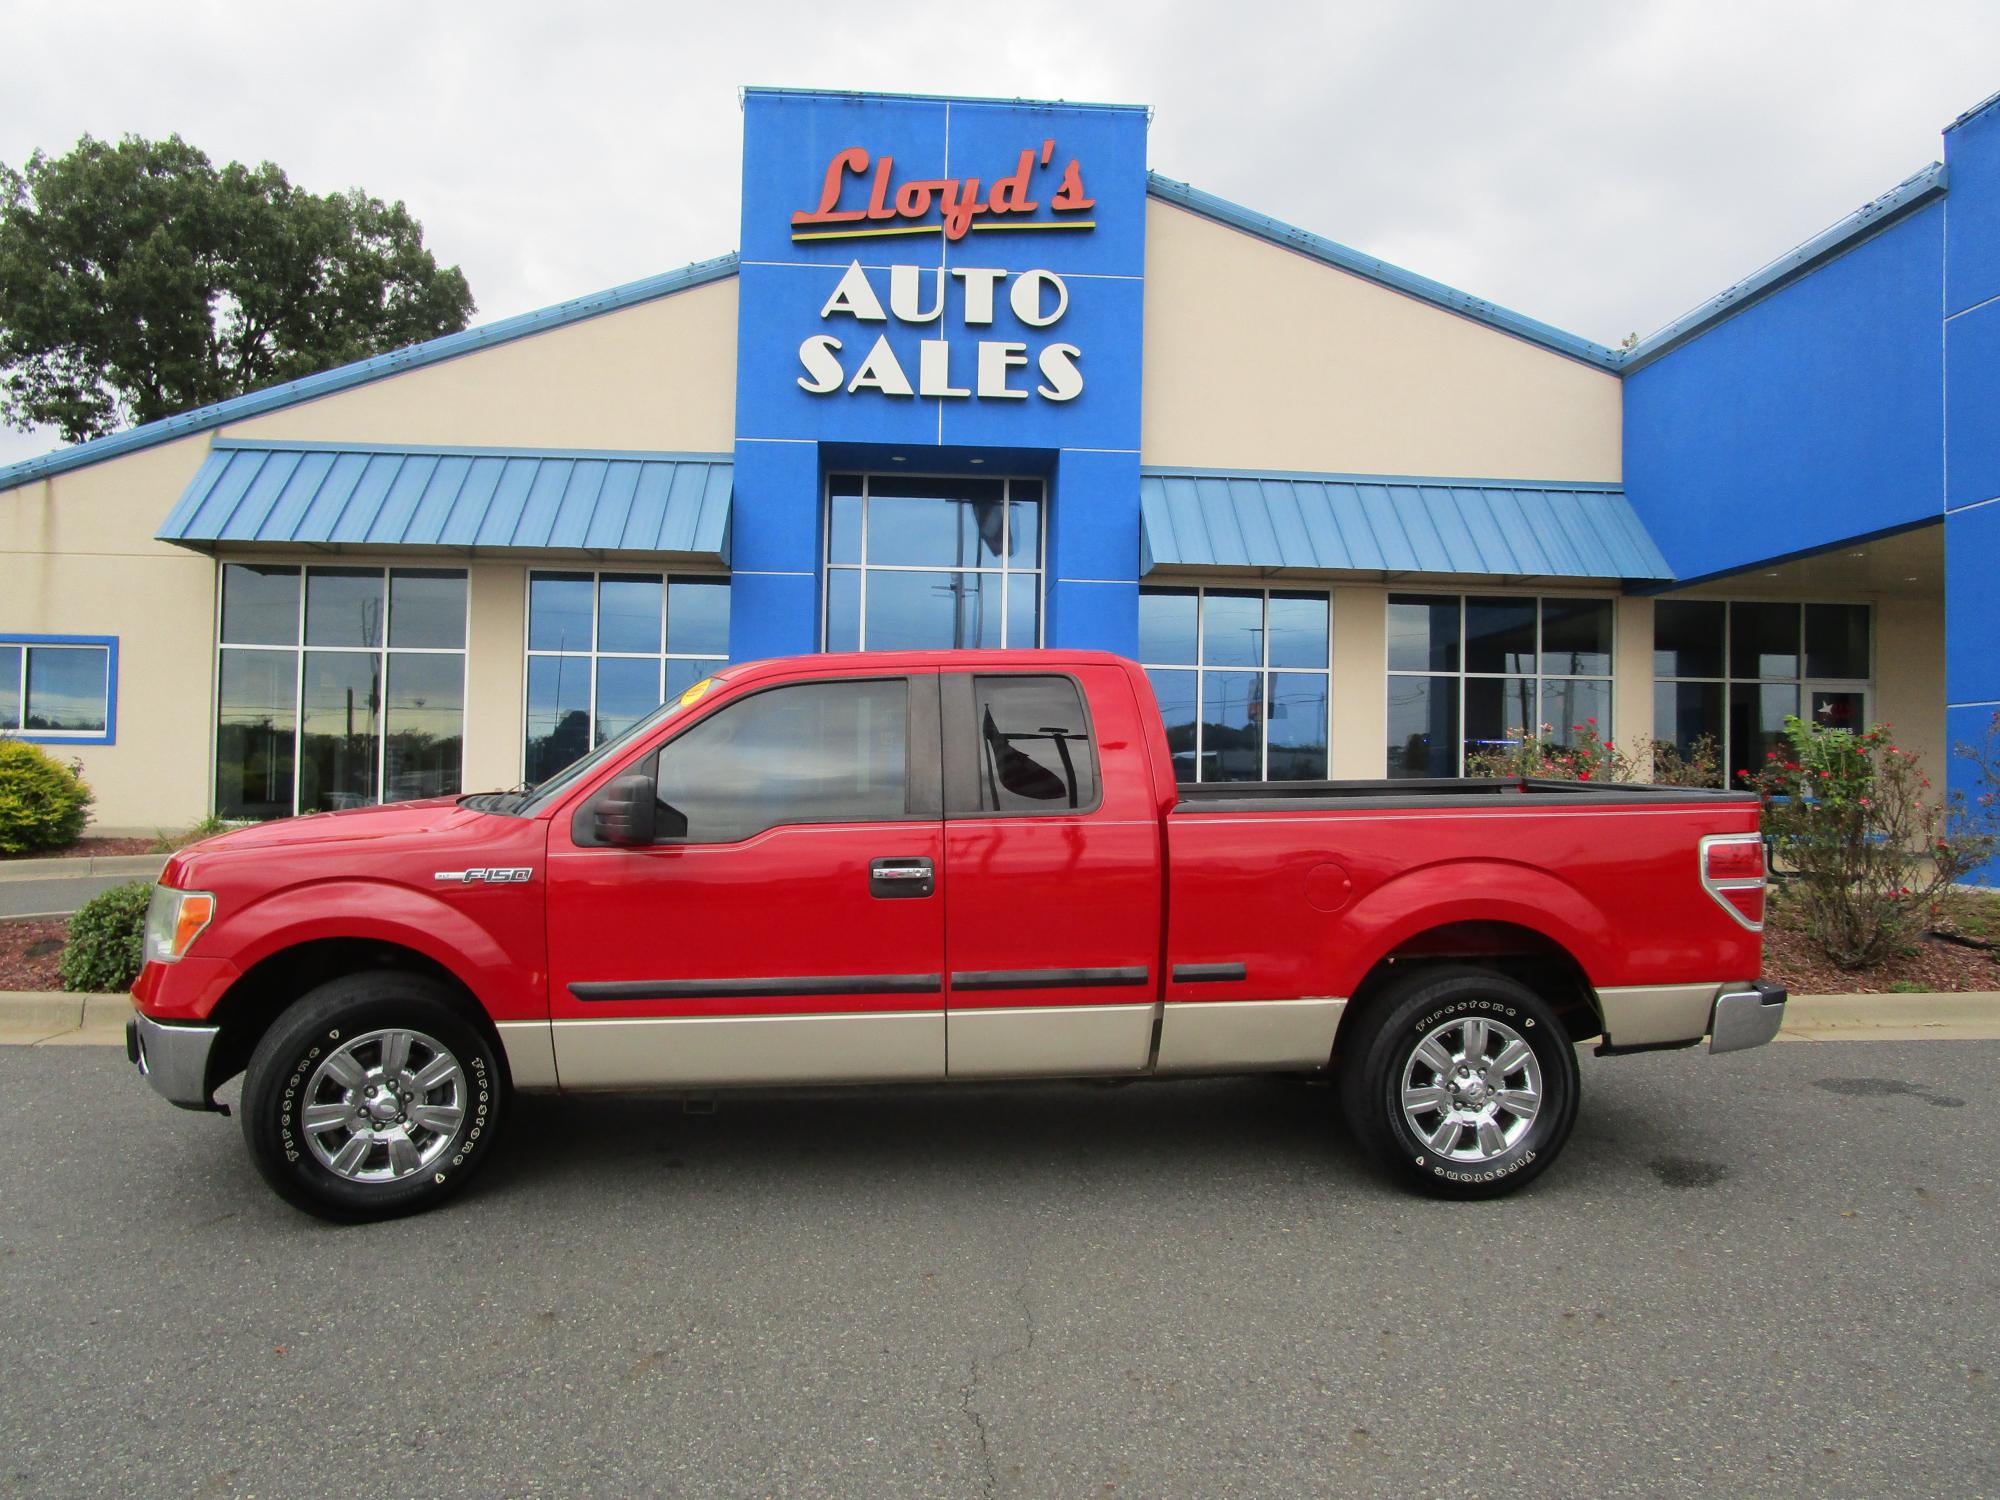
[1709,979,1788,1054]
[127,1012,223,1111]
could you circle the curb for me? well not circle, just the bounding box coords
[0,854,167,885]
[1779,992,2000,1041]
[0,992,133,1047]
[2,990,1996,1048]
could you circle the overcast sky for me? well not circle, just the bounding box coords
[5,0,1998,467]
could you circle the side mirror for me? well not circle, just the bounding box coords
[592,773,658,847]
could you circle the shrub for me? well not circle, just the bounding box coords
[0,739,96,854]
[59,880,152,993]
[1648,734,1723,789]
[151,814,231,853]
[1749,717,1995,970]
[1466,720,1634,782]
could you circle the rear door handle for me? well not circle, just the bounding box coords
[870,857,935,899]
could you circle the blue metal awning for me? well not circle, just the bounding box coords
[158,440,733,559]
[1140,470,1673,581]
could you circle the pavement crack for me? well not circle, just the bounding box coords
[959,1271,1037,1498]
[960,1353,998,1499]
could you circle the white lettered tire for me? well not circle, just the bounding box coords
[241,973,508,1222]
[1337,966,1580,1198]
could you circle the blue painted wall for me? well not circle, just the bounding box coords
[1944,98,2000,848]
[729,89,1150,662]
[1622,201,1945,582]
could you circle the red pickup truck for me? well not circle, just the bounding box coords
[128,649,1783,1221]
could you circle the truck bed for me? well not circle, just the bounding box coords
[1173,777,1758,813]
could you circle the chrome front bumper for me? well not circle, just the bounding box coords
[127,1012,222,1111]
[1710,980,1788,1054]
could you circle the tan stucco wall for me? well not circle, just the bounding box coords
[223,276,739,451]
[1330,586,1388,777]
[1140,201,1622,482]
[1871,592,1947,781]
[464,561,528,792]
[1,437,219,830]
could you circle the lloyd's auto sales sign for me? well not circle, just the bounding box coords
[789,139,1094,405]
[733,89,1148,453]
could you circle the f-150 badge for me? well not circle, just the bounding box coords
[433,868,534,885]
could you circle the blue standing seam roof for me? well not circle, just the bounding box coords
[1139,471,1674,581]
[157,442,733,558]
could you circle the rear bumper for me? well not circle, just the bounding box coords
[1709,979,1788,1054]
[127,1012,223,1111]
[1596,978,1788,1052]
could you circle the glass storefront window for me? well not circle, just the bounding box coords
[524,569,730,783]
[1386,594,1615,777]
[1139,586,1331,782]
[214,564,467,819]
[824,474,1041,651]
[1653,598,1871,785]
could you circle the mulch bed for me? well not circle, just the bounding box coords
[1,837,157,862]
[0,918,69,991]
[1762,916,2000,995]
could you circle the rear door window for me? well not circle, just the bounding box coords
[965,674,1099,814]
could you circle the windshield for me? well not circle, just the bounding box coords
[463,675,721,817]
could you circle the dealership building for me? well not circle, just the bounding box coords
[2,86,1996,836]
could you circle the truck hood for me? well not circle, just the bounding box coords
[163,798,518,883]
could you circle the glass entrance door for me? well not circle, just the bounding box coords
[824,474,1043,652]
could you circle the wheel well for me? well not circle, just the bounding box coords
[1341,921,1601,1046]
[203,938,497,1095]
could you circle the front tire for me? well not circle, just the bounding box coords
[1337,966,1579,1198]
[241,973,507,1223]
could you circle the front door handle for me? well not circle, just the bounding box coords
[870,857,935,899]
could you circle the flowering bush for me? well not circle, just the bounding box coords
[1748,717,1994,970]
[1466,720,1635,782]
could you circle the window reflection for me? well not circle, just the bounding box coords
[1139,587,1332,782]
[824,475,1041,651]
[213,566,467,819]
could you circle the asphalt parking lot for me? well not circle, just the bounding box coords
[2,1040,1995,1499]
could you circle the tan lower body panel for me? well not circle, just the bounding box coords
[1154,997,1347,1073]
[1596,983,1739,1047]
[947,1004,1154,1078]
[550,1011,944,1090]
[495,1020,559,1090]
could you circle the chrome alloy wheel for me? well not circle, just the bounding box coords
[1399,1013,1543,1164]
[301,1028,467,1184]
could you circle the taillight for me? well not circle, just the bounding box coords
[1700,835,1766,930]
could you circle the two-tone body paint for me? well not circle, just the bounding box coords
[132,649,1766,1093]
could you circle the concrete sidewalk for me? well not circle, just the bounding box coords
[3,989,1995,1049]
[0,853,168,883]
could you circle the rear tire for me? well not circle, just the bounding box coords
[241,973,507,1223]
[1337,966,1579,1198]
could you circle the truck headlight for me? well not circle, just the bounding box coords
[144,887,216,964]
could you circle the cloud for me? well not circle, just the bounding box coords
[2,0,1996,465]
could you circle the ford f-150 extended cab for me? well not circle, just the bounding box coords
[128,650,1784,1220]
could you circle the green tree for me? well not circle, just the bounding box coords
[0,134,474,443]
